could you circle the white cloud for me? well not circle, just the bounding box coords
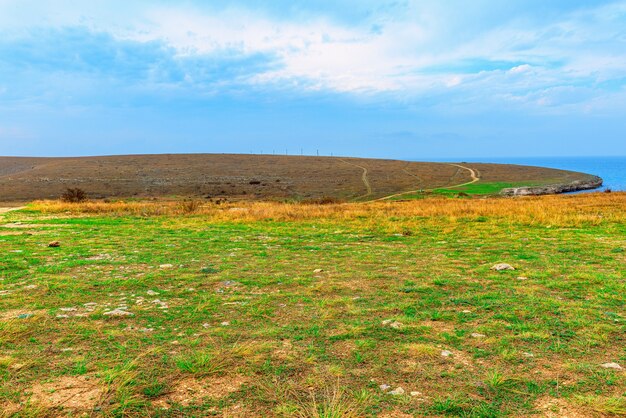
[1,0,625,109]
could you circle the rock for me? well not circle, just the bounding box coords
[523,352,534,358]
[48,241,61,248]
[24,285,37,289]
[220,321,230,326]
[17,313,33,319]
[601,362,623,370]
[410,391,422,397]
[441,350,452,357]
[491,263,515,271]
[461,310,472,314]
[103,308,134,317]
[379,384,391,392]
[389,387,405,396]
[146,290,159,296]
[159,264,173,269]
[516,276,529,280]
[313,269,323,273]
[471,333,486,338]
[382,320,403,329]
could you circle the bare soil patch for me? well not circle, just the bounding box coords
[29,375,102,410]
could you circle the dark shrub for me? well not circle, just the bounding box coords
[61,188,87,203]
[301,196,344,205]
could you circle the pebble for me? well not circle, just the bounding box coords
[221,321,230,326]
[441,350,453,357]
[410,391,422,397]
[313,269,323,273]
[103,308,134,317]
[491,263,515,271]
[379,384,391,392]
[147,290,159,296]
[159,264,173,269]
[471,333,486,338]
[517,276,529,280]
[24,285,38,289]
[382,319,403,329]
[389,387,405,396]
[48,241,61,248]
[523,352,534,358]
[601,362,623,370]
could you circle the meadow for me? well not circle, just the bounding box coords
[1,193,625,417]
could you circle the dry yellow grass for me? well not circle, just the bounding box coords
[29,192,626,228]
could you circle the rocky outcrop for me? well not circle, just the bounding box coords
[501,176,603,196]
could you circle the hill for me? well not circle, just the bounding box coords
[0,154,601,201]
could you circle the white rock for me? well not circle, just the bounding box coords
[523,352,534,358]
[389,387,405,396]
[491,263,515,271]
[471,333,486,338]
[517,276,529,280]
[147,290,159,296]
[601,362,623,370]
[379,384,391,392]
[313,269,323,273]
[221,321,230,326]
[103,308,134,317]
[441,350,453,357]
[410,391,422,397]
[159,264,173,269]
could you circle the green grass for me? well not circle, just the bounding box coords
[0,200,624,417]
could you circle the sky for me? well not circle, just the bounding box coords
[0,0,625,159]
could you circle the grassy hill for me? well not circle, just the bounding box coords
[0,154,600,202]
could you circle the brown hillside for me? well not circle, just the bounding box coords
[0,154,599,201]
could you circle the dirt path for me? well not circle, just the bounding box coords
[340,159,372,198]
[445,164,480,189]
[0,207,25,214]
[372,163,480,202]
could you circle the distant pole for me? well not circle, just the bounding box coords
[317,149,319,156]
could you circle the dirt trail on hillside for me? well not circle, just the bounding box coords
[374,163,480,201]
[339,159,373,198]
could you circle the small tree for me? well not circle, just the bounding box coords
[61,188,87,203]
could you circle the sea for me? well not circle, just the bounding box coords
[419,156,626,192]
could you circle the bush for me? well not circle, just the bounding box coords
[61,188,87,203]
[177,199,201,214]
[301,196,344,205]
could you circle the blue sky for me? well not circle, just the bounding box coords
[1,0,625,158]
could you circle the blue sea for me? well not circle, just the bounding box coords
[421,156,626,191]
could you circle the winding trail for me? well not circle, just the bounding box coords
[339,158,373,199]
[0,207,25,214]
[372,163,480,202]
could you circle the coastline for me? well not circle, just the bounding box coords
[500,176,603,196]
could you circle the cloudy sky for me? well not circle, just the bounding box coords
[1,0,625,158]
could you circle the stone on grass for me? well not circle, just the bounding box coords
[221,321,230,326]
[313,269,323,273]
[103,308,134,317]
[389,387,405,396]
[48,241,61,248]
[159,264,173,269]
[471,333,486,338]
[379,384,391,392]
[146,290,159,296]
[491,263,515,271]
[601,362,623,370]
[382,319,403,329]
[441,350,453,357]
[410,391,422,397]
[517,276,529,281]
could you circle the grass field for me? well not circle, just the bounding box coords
[1,194,625,417]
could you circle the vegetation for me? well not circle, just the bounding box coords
[1,193,624,416]
[60,187,87,203]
